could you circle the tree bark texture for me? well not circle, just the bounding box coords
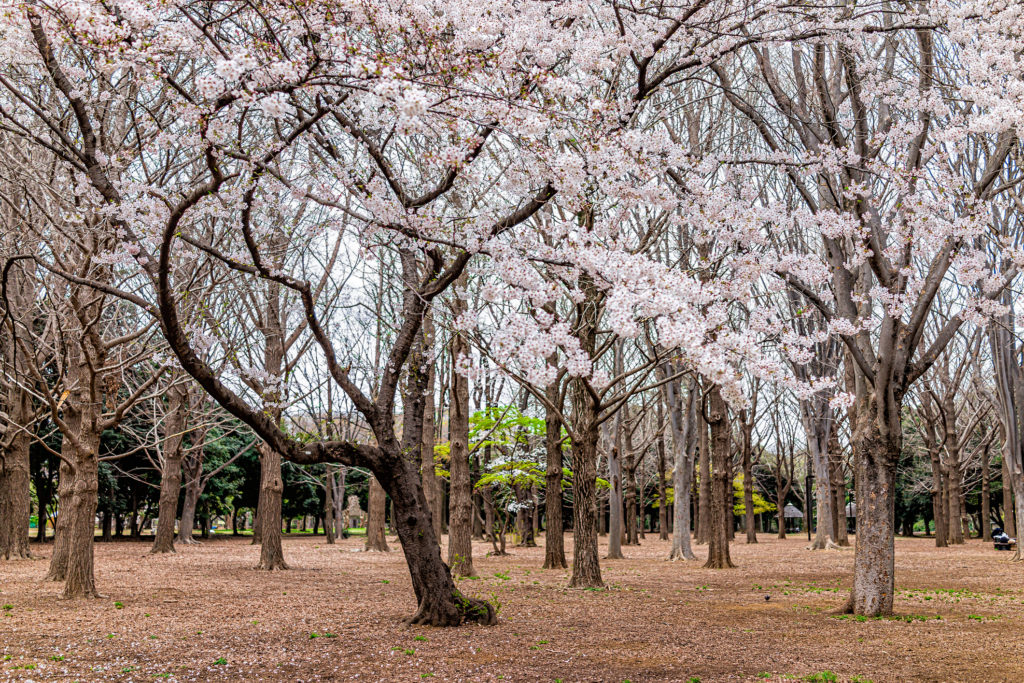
[704,385,734,569]
[365,476,390,552]
[255,444,288,570]
[151,384,189,554]
[542,377,567,569]
[446,299,473,574]
[666,376,697,561]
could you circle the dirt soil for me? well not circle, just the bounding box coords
[2,533,1022,682]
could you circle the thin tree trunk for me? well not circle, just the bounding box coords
[177,453,201,546]
[946,462,964,545]
[656,428,669,541]
[472,453,484,540]
[830,437,849,545]
[929,448,948,547]
[697,413,711,545]
[542,377,566,569]
[623,429,640,546]
[1002,457,1015,539]
[35,483,51,544]
[334,466,347,538]
[770,471,786,540]
[606,443,624,559]
[742,423,757,544]
[419,314,443,542]
[324,465,336,544]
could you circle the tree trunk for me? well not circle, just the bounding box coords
[255,444,287,570]
[514,484,536,547]
[542,382,567,569]
[324,465,336,544]
[670,437,697,560]
[742,438,757,545]
[568,375,603,587]
[697,413,711,545]
[929,448,947,547]
[151,385,188,554]
[727,454,735,541]
[657,431,669,541]
[606,443,624,559]
[334,466,347,538]
[377,454,494,625]
[0,255,35,561]
[129,493,140,539]
[1002,457,1015,539]
[946,462,964,545]
[801,400,834,550]
[50,396,104,596]
[46,457,74,581]
[704,386,734,569]
[847,420,900,617]
[419,314,443,542]
[365,476,390,552]
[0,410,32,560]
[177,454,201,546]
[447,316,474,573]
[776,486,787,539]
[981,445,991,542]
[47,393,101,585]
[35,483,51,543]
[62,451,101,598]
[471,453,484,541]
[665,374,697,561]
[623,439,640,546]
[831,441,849,545]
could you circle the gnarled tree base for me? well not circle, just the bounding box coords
[255,557,289,571]
[406,592,497,627]
[703,557,736,569]
[668,548,697,561]
[60,587,104,600]
[808,539,845,551]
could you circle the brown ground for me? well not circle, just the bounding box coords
[1,533,1022,682]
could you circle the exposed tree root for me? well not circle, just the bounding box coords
[668,550,697,561]
[807,539,846,551]
[405,593,497,627]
